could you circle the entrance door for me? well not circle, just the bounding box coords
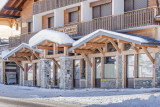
[35,63,39,87]
[126,55,134,88]
[74,60,80,88]
[95,58,101,88]
[55,63,60,86]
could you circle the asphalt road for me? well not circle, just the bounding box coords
[0,97,77,107]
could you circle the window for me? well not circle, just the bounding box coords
[69,11,79,23]
[81,59,86,79]
[138,54,153,78]
[124,0,148,12]
[93,3,112,19]
[127,55,134,78]
[104,57,116,79]
[28,22,33,33]
[48,16,54,28]
[27,64,33,81]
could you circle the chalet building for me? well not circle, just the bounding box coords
[1,0,160,89]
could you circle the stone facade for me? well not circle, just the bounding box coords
[135,80,152,89]
[101,80,116,89]
[20,68,24,86]
[24,81,33,87]
[155,52,160,88]
[59,56,73,89]
[40,59,51,88]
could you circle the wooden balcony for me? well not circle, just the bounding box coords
[33,0,87,15]
[10,7,160,48]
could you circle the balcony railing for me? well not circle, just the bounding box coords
[9,7,160,48]
[33,0,87,15]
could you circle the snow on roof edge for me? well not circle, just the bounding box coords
[3,43,43,60]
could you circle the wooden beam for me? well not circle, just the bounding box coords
[81,54,92,67]
[3,7,22,11]
[53,43,58,54]
[75,49,94,54]
[135,44,157,48]
[85,43,105,47]
[130,43,139,54]
[142,47,154,64]
[0,14,20,18]
[52,58,61,69]
[8,57,26,61]
[33,51,41,59]
[14,61,24,71]
[109,39,121,54]
[15,52,32,56]
[37,46,53,50]
[25,56,32,62]
[97,47,105,56]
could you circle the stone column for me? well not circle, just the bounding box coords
[86,58,92,88]
[40,59,51,88]
[59,57,73,89]
[20,67,24,86]
[155,52,160,88]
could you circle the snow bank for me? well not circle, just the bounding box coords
[29,29,75,47]
[1,50,9,58]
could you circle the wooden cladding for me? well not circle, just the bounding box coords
[90,0,111,7]
[33,0,86,15]
[9,7,160,48]
[64,6,81,25]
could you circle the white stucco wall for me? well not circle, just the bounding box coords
[33,15,42,32]
[81,1,92,21]
[54,9,64,27]
[112,0,124,15]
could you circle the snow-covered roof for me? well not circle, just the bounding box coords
[3,43,43,60]
[29,29,75,48]
[69,29,160,52]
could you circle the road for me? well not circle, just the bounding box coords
[0,97,77,107]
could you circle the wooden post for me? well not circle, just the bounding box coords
[134,54,138,88]
[24,63,27,81]
[33,63,36,86]
[53,43,58,55]
[122,55,126,88]
[53,63,56,86]
[72,59,74,88]
[64,47,68,56]
[116,55,119,88]
[91,57,95,88]
[44,49,48,58]
[153,53,156,87]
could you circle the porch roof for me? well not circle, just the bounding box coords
[2,43,42,60]
[68,29,160,52]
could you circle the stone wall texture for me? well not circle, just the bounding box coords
[101,80,116,89]
[86,58,91,88]
[59,57,73,89]
[40,59,51,88]
[20,68,24,86]
[24,80,33,87]
[135,80,152,89]
[155,52,160,88]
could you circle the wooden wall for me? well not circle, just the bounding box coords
[148,0,160,7]
[128,28,158,40]
[21,0,34,35]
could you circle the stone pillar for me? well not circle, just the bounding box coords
[40,59,51,88]
[155,52,160,88]
[118,55,123,88]
[59,57,73,89]
[20,68,24,86]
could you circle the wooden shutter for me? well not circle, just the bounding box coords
[124,0,134,12]
[101,3,112,17]
[93,6,101,18]
[134,0,148,10]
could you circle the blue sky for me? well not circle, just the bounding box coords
[0,0,8,11]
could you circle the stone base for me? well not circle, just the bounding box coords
[80,79,86,88]
[101,80,116,89]
[135,80,152,89]
[24,80,33,87]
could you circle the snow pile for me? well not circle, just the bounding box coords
[29,29,75,47]
[72,29,160,47]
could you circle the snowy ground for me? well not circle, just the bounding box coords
[0,84,160,107]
